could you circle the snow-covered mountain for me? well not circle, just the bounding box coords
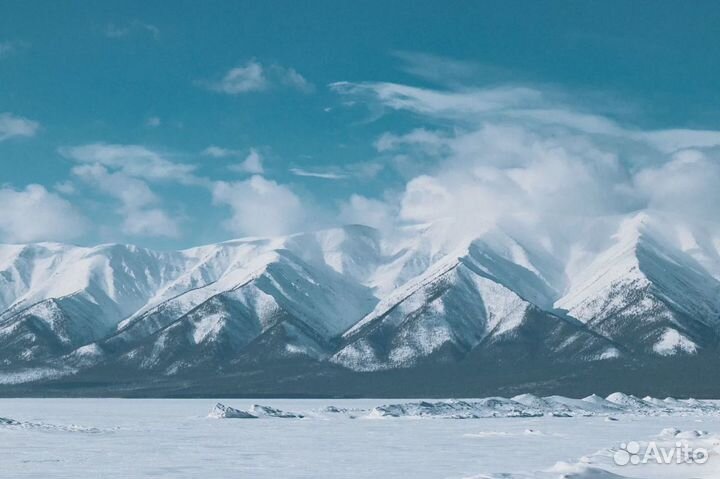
[556,215,720,356]
[1,214,720,393]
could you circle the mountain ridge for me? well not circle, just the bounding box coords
[1,214,719,395]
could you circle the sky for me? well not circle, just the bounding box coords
[1,1,720,249]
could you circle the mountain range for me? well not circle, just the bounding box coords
[1,212,720,397]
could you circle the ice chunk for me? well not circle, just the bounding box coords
[675,429,708,438]
[0,417,20,426]
[207,403,257,419]
[368,399,543,419]
[249,405,304,418]
[604,392,650,409]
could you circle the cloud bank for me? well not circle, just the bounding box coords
[57,142,311,240]
[0,185,87,243]
[333,79,720,245]
[5,54,720,246]
[212,176,305,237]
[60,143,197,238]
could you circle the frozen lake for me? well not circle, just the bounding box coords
[2,398,720,478]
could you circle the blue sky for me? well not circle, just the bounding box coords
[2,1,720,249]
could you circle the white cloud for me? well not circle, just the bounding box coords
[330,81,543,120]
[334,80,720,153]
[105,21,159,39]
[229,148,264,174]
[203,146,265,174]
[635,130,720,154]
[635,149,720,222]
[208,61,267,94]
[386,123,641,239]
[391,51,506,87]
[0,185,87,243]
[0,113,40,141]
[212,176,305,237]
[202,145,237,158]
[375,128,448,153]
[73,164,156,209]
[120,208,180,238]
[339,194,396,231]
[290,168,348,180]
[58,143,205,238]
[276,66,313,92]
[145,116,161,128]
[54,181,76,195]
[351,161,385,179]
[204,60,313,95]
[399,175,455,223]
[334,76,720,243]
[60,143,200,185]
[289,160,384,181]
[60,142,313,239]
[71,163,181,238]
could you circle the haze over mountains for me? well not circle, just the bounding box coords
[1,211,720,396]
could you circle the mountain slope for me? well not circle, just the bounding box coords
[0,243,190,365]
[93,248,378,374]
[333,240,617,371]
[556,215,720,356]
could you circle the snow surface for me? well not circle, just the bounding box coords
[654,328,699,355]
[2,397,720,478]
